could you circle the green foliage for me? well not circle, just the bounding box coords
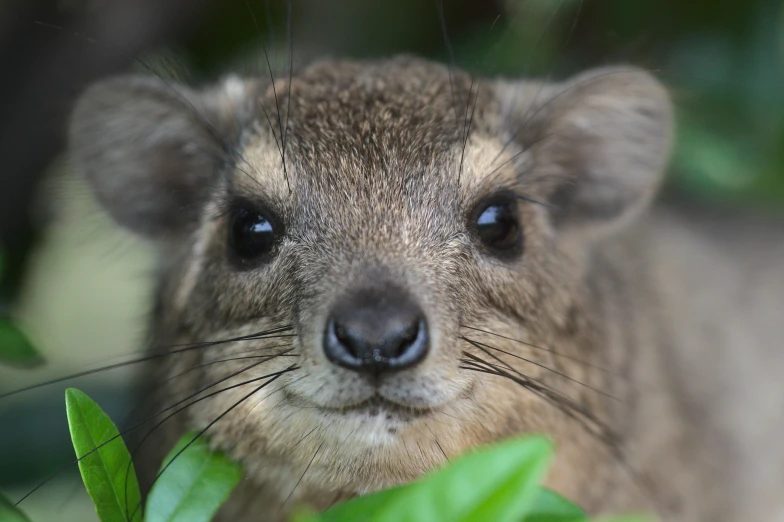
[296,436,643,522]
[145,431,242,522]
[324,438,550,522]
[0,248,43,369]
[317,436,553,522]
[0,491,31,522]
[57,389,644,522]
[525,489,588,522]
[65,388,142,522]
[63,389,242,522]
[0,320,43,369]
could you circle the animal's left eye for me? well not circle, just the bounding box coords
[472,196,523,258]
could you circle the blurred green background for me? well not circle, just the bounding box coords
[0,0,782,520]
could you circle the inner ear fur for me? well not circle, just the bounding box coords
[68,75,246,238]
[506,66,674,239]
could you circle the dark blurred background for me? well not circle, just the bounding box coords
[0,0,782,519]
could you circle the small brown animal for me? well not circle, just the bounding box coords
[68,56,784,521]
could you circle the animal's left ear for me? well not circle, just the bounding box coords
[501,67,674,239]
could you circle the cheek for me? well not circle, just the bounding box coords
[465,370,563,439]
[178,244,301,329]
[379,360,469,407]
[460,209,572,324]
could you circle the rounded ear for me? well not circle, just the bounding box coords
[504,67,674,240]
[68,75,248,238]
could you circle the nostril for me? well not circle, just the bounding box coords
[322,287,430,374]
[333,323,351,352]
[398,321,419,347]
[386,319,428,369]
[387,319,420,359]
[324,318,364,370]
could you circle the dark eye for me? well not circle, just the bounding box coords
[473,197,523,257]
[228,206,277,265]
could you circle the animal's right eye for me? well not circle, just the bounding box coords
[228,205,278,265]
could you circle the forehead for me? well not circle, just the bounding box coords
[232,58,524,224]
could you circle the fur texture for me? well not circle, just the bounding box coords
[68,56,784,521]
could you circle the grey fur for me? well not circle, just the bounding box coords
[68,56,784,522]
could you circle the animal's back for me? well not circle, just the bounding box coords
[612,203,784,520]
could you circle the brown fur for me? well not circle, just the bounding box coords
[68,56,784,521]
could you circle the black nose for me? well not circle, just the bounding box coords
[323,286,429,374]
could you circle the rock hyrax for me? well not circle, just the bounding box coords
[68,56,784,521]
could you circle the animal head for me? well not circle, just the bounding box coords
[68,56,672,501]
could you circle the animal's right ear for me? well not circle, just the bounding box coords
[68,75,249,238]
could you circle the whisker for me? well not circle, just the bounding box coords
[461,325,619,375]
[13,361,294,507]
[0,326,295,399]
[279,441,324,512]
[121,358,296,518]
[460,353,659,514]
[244,0,293,193]
[517,0,585,141]
[241,372,310,421]
[462,350,609,442]
[462,336,619,401]
[428,428,450,464]
[125,367,302,517]
[415,438,428,464]
[474,13,507,76]
[461,352,614,443]
[481,129,559,186]
[458,78,479,187]
[283,426,319,454]
[127,366,297,520]
[127,365,299,469]
[460,355,580,416]
[127,346,297,418]
[281,0,295,195]
[166,352,297,383]
[80,326,294,368]
[430,407,474,425]
[250,404,334,477]
[436,0,461,123]
[494,0,573,163]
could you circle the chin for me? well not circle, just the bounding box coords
[216,384,498,514]
[308,397,484,473]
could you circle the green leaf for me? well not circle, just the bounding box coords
[290,506,327,522]
[317,484,410,522]
[525,488,587,521]
[65,388,142,522]
[320,435,553,522]
[0,491,32,522]
[0,319,44,368]
[145,431,242,522]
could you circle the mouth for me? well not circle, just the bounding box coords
[338,395,430,419]
[285,391,432,423]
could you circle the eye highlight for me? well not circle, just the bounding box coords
[472,195,523,258]
[228,205,278,266]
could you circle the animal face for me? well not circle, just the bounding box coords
[68,56,672,501]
